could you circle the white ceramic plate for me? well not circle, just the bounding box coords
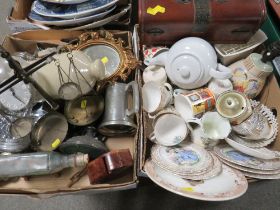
[151,143,213,176]
[29,6,115,26]
[145,159,248,201]
[241,171,280,180]
[230,132,275,148]
[225,137,280,160]
[175,153,222,181]
[220,158,280,175]
[32,0,118,19]
[66,5,130,30]
[40,0,89,4]
[214,144,280,171]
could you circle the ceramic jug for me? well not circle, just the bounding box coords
[229,53,273,99]
[32,51,105,99]
[144,37,232,89]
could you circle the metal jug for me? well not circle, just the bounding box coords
[98,81,139,136]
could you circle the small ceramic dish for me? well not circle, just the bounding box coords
[151,143,214,176]
[144,159,248,201]
[214,144,280,171]
[174,153,222,181]
[220,158,280,175]
[225,137,280,160]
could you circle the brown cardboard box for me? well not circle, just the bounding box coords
[135,22,280,176]
[0,30,140,197]
[7,0,132,33]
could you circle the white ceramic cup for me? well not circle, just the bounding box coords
[187,112,231,140]
[149,112,189,146]
[207,78,233,99]
[189,125,220,148]
[142,82,173,113]
[143,65,167,85]
[174,88,216,121]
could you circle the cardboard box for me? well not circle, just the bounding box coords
[7,0,132,33]
[1,29,140,197]
[136,26,280,176]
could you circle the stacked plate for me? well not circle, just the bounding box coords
[145,142,248,201]
[214,144,280,180]
[28,0,129,30]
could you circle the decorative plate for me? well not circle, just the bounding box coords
[32,0,118,19]
[40,0,90,4]
[29,6,115,26]
[214,144,280,171]
[66,5,130,30]
[225,137,280,160]
[151,143,213,176]
[241,170,280,180]
[220,158,280,175]
[175,153,222,181]
[144,159,248,201]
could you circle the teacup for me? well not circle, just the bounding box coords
[149,108,189,146]
[142,82,173,114]
[143,65,167,85]
[187,112,231,140]
[232,109,272,140]
[190,125,220,148]
[207,78,233,99]
[174,88,215,121]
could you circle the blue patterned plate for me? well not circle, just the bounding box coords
[29,6,115,26]
[31,0,118,19]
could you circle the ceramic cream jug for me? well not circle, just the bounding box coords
[229,53,273,99]
[144,37,232,89]
[32,51,105,99]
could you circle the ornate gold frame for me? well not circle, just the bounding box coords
[64,30,139,90]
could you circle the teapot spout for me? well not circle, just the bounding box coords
[90,59,106,80]
[144,51,168,67]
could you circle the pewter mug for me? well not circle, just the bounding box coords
[98,81,139,136]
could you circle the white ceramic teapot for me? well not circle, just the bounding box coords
[144,37,232,89]
[32,51,105,100]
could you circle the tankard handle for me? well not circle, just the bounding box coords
[126,81,140,117]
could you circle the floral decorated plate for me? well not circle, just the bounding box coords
[175,153,222,181]
[241,170,280,180]
[225,137,280,160]
[151,143,213,176]
[220,158,280,175]
[144,159,248,201]
[214,144,280,171]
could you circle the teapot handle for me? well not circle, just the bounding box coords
[126,81,140,117]
[210,64,232,80]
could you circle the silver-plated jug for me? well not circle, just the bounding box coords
[98,81,139,136]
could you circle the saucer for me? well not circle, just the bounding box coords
[174,153,222,181]
[241,171,280,180]
[151,143,213,176]
[220,158,280,175]
[32,0,118,19]
[144,159,248,201]
[29,6,115,26]
[214,144,280,171]
[225,137,280,160]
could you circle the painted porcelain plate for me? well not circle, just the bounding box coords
[151,143,213,176]
[175,153,222,181]
[214,144,280,171]
[29,6,115,26]
[220,158,280,175]
[145,159,248,201]
[40,0,89,4]
[241,170,280,180]
[225,137,280,160]
[32,0,118,19]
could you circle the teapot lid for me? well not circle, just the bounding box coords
[170,54,203,87]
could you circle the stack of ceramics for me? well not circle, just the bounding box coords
[29,0,129,30]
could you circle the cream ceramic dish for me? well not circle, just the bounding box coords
[241,171,280,180]
[151,143,213,176]
[225,137,280,160]
[145,159,248,201]
[220,158,280,175]
[214,145,280,171]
